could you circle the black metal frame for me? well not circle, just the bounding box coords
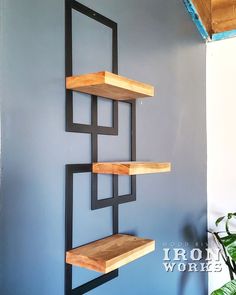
[65,1,136,294]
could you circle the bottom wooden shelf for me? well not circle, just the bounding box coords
[66,234,155,274]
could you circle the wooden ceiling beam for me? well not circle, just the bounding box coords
[187,0,236,39]
[211,0,236,33]
[191,0,213,35]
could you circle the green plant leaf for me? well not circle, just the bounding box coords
[221,235,236,262]
[211,280,236,295]
[221,235,236,247]
[216,216,225,226]
[228,213,233,220]
[227,243,236,261]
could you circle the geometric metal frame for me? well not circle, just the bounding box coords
[65,164,118,295]
[65,1,137,293]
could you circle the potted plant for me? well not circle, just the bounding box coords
[209,213,236,295]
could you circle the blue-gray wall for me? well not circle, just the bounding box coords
[1,0,207,294]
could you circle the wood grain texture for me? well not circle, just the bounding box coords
[192,0,213,34]
[66,71,154,100]
[212,0,236,33]
[191,0,236,35]
[92,162,171,175]
[66,234,155,273]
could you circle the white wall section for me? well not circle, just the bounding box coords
[207,37,236,293]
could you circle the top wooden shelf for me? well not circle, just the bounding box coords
[66,71,154,101]
[66,234,155,273]
[92,161,171,175]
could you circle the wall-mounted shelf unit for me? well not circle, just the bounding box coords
[66,71,154,100]
[65,1,171,294]
[93,161,171,175]
[66,234,155,274]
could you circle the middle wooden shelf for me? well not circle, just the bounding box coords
[92,161,171,175]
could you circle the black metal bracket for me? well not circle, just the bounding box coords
[65,1,136,294]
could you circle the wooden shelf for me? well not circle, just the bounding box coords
[66,71,154,101]
[66,234,155,273]
[92,161,171,175]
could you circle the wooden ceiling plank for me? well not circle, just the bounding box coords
[186,0,236,38]
[212,0,236,33]
[192,0,212,34]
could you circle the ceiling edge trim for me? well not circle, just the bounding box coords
[212,29,236,41]
[183,0,210,41]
